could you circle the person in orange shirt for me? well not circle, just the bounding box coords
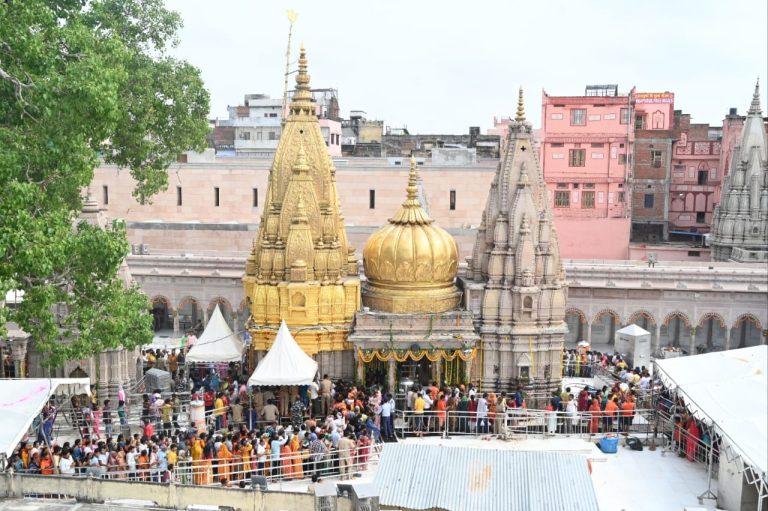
[137,449,150,482]
[40,449,54,475]
[603,397,619,432]
[435,392,447,430]
[619,399,636,432]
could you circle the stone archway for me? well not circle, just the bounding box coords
[731,314,763,349]
[564,308,587,346]
[590,309,621,349]
[695,313,727,352]
[626,310,659,349]
[177,296,204,335]
[150,296,174,332]
[659,311,692,350]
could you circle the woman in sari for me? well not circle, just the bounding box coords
[280,437,293,479]
[588,398,601,435]
[289,433,303,479]
[356,431,371,471]
[190,436,205,485]
[217,441,232,482]
[240,439,253,480]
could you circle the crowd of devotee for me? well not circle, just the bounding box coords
[4,346,717,485]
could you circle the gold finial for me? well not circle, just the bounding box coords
[289,43,315,116]
[515,86,526,122]
[292,141,310,174]
[406,156,419,201]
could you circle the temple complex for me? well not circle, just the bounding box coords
[242,46,361,379]
[711,81,768,263]
[462,89,568,392]
[350,158,480,390]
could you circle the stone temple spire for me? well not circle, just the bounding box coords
[711,81,768,263]
[515,86,526,122]
[464,87,567,392]
[243,44,361,372]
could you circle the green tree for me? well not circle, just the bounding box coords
[0,0,210,367]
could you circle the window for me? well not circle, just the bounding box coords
[582,191,595,208]
[697,170,708,185]
[590,143,604,148]
[176,186,183,206]
[618,191,625,203]
[570,109,586,125]
[252,188,258,207]
[551,143,564,148]
[214,187,220,207]
[620,108,630,124]
[635,115,645,129]
[449,190,456,211]
[102,185,109,205]
[687,251,701,257]
[619,154,627,165]
[584,183,595,189]
[369,189,375,209]
[644,193,654,208]
[573,183,580,189]
[696,212,706,223]
[242,131,251,140]
[268,131,276,141]
[556,182,569,189]
[568,149,586,167]
[256,131,262,140]
[555,191,570,207]
[651,150,663,168]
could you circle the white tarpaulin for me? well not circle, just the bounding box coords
[0,378,91,460]
[185,305,244,363]
[655,346,767,474]
[248,320,318,386]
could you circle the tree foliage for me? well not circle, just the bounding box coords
[0,0,210,367]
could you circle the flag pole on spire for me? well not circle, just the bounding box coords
[281,9,299,125]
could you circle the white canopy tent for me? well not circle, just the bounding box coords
[185,305,244,363]
[0,378,91,463]
[654,346,767,476]
[248,320,318,386]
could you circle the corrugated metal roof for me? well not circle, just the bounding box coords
[373,443,599,511]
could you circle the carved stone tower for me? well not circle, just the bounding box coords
[461,88,568,392]
[711,81,768,263]
[243,46,361,378]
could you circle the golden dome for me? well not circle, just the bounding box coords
[362,157,460,313]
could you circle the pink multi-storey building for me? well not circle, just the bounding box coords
[540,85,633,260]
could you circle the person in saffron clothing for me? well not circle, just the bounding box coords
[588,398,601,435]
[290,432,303,479]
[686,418,700,462]
[280,435,293,479]
[435,392,447,431]
[217,440,232,482]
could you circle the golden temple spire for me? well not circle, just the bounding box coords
[389,157,433,225]
[515,86,526,122]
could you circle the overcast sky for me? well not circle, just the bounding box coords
[165,0,767,134]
